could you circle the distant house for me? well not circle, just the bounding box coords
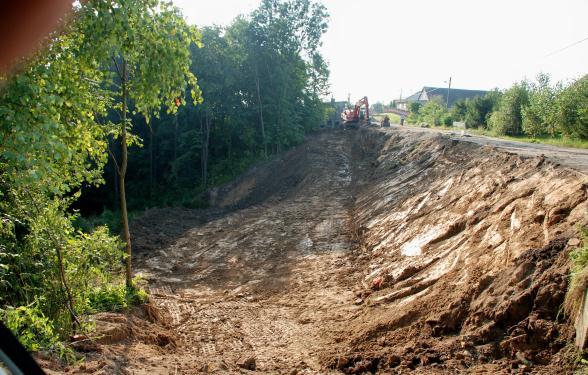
[395,86,488,110]
[394,91,421,111]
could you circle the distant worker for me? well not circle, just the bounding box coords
[381,116,390,128]
[400,116,405,126]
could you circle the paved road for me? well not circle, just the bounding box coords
[378,124,588,174]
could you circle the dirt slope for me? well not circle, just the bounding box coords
[53,128,588,374]
[329,129,587,373]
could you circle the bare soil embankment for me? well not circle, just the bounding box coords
[328,128,588,373]
[49,128,588,374]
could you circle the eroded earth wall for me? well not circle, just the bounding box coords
[331,128,588,373]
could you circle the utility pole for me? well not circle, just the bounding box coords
[446,76,452,108]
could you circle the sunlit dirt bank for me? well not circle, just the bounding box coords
[328,128,587,373]
[46,128,588,374]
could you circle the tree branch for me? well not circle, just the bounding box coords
[111,55,122,80]
[107,143,120,175]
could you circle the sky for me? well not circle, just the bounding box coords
[172,0,588,103]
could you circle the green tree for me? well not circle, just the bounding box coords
[82,0,330,218]
[489,82,529,136]
[407,101,422,124]
[522,73,560,138]
[77,0,202,286]
[555,75,588,140]
[451,99,467,121]
[246,0,329,154]
[419,100,445,126]
[463,90,502,129]
[0,12,124,344]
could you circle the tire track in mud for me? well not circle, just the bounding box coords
[133,132,364,373]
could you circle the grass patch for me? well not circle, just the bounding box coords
[463,128,588,149]
[84,281,148,314]
[401,122,588,149]
[565,228,588,321]
[372,113,401,124]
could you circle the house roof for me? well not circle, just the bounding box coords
[420,87,488,107]
[395,91,421,103]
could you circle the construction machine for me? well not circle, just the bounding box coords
[341,96,369,128]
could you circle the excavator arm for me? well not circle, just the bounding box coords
[341,96,370,125]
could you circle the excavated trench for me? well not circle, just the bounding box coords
[50,128,588,374]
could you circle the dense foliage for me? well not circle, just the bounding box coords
[488,82,530,136]
[0,0,330,358]
[0,13,125,357]
[556,75,588,140]
[84,0,330,212]
[407,74,588,141]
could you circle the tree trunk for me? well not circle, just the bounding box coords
[254,64,267,159]
[201,111,211,189]
[173,112,178,163]
[118,59,132,288]
[112,139,119,207]
[149,124,154,200]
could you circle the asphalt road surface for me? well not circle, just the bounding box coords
[379,124,588,174]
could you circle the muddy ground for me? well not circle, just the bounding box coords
[47,127,588,374]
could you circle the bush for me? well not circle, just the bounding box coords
[451,99,467,121]
[0,299,73,360]
[85,281,148,313]
[556,75,588,140]
[490,82,529,136]
[464,90,502,129]
[419,100,445,126]
[409,101,422,114]
[0,193,125,355]
[522,73,559,138]
[442,112,453,126]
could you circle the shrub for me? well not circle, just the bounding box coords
[451,99,467,121]
[84,281,148,314]
[0,299,73,360]
[442,112,453,126]
[556,75,588,140]
[409,101,422,114]
[419,100,445,126]
[490,82,529,136]
[522,73,559,138]
[464,90,502,129]
[0,194,125,355]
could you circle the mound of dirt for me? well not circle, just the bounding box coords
[41,304,177,375]
[325,128,588,373]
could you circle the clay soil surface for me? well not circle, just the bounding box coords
[49,128,588,374]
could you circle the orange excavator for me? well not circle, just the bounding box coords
[341,96,369,128]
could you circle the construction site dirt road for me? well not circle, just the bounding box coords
[48,127,588,374]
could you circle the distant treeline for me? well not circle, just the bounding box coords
[407,73,588,140]
[82,1,330,215]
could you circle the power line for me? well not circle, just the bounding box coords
[544,35,588,58]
